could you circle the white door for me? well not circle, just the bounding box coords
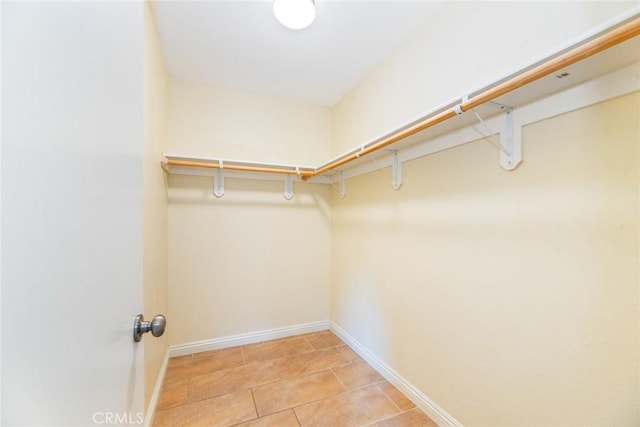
[2,2,146,425]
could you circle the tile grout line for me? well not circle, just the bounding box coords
[375,407,422,426]
[374,382,406,414]
[249,388,259,422]
[299,370,385,404]
[253,368,344,417]
[288,382,407,426]
[292,407,303,427]
[241,346,247,366]
[329,366,349,391]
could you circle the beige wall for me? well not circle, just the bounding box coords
[169,80,331,165]
[143,2,169,408]
[167,83,332,345]
[330,92,639,425]
[332,1,637,156]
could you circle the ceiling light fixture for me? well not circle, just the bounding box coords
[273,0,316,30]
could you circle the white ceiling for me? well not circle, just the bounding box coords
[151,0,440,106]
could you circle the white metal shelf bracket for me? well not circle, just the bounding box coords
[284,175,294,200]
[500,108,522,170]
[391,151,402,190]
[213,162,225,198]
[339,171,346,199]
[473,103,522,171]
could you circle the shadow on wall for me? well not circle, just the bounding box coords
[331,131,624,234]
[166,174,333,224]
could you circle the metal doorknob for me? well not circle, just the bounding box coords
[133,314,166,342]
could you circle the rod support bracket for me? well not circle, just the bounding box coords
[284,175,294,200]
[500,107,522,170]
[339,171,346,199]
[392,151,402,190]
[473,103,521,171]
[213,168,225,198]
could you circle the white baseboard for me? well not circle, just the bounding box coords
[330,321,463,427]
[144,347,170,427]
[169,320,330,357]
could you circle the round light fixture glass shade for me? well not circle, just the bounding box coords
[273,0,316,30]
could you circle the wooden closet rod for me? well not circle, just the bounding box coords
[300,15,640,180]
[164,159,306,175]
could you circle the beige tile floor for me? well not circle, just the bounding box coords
[153,330,437,427]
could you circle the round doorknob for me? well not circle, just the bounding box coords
[133,314,167,342]
[150,314,166,337]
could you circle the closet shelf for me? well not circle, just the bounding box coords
[162,154,321,182]
[161,11,640,185]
